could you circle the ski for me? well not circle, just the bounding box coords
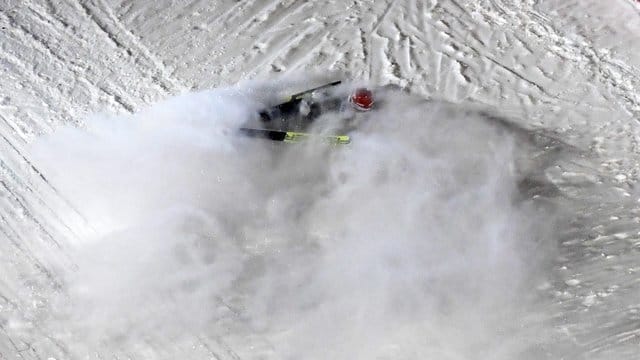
[286,80,342,102]
[238,127,350,145]
[260,80,342,122]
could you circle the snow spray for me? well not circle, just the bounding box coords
[31,78,558,359]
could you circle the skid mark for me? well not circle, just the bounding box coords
[0,168,61,250]
[368,0,397,79]
[202,0,249,29]
[73,2,149,111]
[243,0,312,37]
[247,22,326,76]
[92,0,184,93]
[439,5,567,104]
[0,129,85,241]
[276,25,332,71]
[371,0,397,34]
[0,13,76,130]
[4,4,141,116]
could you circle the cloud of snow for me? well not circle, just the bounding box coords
[31,78,558,359]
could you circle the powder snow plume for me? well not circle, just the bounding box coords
[30,78,559,359]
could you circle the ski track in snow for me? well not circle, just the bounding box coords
[1,0,640,358]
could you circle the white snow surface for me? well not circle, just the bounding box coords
[1,0,640,359]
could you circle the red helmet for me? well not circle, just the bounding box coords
[349,88,374,111]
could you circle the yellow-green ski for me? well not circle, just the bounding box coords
[239,128,350,145]
[284,131,350,145]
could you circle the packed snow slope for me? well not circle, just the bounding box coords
[1,0,640,359]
